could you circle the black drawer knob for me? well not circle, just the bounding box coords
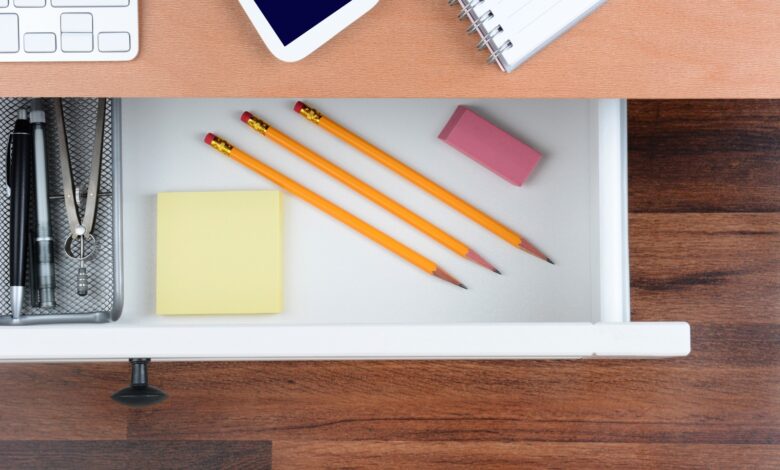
[111,358,167,408]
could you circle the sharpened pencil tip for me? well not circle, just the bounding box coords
[493,269,502,275]
[518,240,552,265]
[459,284,468,290]
[433,268,466,289]
[464,249,500,273]
[546,258,554,265]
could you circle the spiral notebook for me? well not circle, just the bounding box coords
[453,0,606,73]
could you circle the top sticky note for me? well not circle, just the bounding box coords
[156,191,283,315]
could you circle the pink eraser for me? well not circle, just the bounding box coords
[204,133,216,145]
[438,106,541,186]
[294,101,305,113]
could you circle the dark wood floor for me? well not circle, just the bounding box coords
[0,100,777,469]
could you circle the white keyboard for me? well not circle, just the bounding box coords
[0,0,138,62]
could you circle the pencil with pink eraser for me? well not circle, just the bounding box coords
[293,101,553,264]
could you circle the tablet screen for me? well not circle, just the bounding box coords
[253,0,353,46]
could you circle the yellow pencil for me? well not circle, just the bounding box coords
[293,102,553,264]
[241,111,499,274]
[204,133,466,289]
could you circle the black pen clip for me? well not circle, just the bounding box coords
[5,132,12,198]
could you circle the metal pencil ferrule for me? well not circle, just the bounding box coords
[209,135,234,156]
[244,113,271,135]
[298,104,322,124]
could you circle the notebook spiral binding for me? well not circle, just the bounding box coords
[450,0,513,66]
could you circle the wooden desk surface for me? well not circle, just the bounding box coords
[0,1,778,98]
[0,100,777,468]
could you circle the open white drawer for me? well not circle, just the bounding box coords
[0,99,690,361]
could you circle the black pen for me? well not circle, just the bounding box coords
[7,109,33,319]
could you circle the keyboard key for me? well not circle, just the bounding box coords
[61,12,92,32]
[0,1,8,7]
[98,31,129,52]
[0,14,19,53]
[61,32,92,52]
[52,0,129,6]
[24,32,56,52]
[14,0,46,6]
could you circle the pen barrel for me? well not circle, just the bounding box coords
[36,239,56,308]
[9,118,32,288]
[33,123,52,228]
[28,228,40,308]
[32,120,56,307]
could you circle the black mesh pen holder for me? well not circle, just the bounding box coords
[0,98,123,325]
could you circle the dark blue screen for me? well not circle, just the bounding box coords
[254,0,353,46]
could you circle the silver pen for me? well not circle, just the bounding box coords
[30,99,56,308]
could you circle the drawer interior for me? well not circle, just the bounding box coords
[116,99,612,327]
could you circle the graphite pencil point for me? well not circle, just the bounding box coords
[465,249,500,273]
[517,239,552,264]
[433,268,466,289]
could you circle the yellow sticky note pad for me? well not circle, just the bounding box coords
[156,191,282,315]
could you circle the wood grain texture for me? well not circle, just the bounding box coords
[272,441,780,469]
[0,441,271,469]
[630,213,779,324]
[0,1,778,98]
[629,100,780,213]
[0,100,777,468]
[0,363,127,440]
[122,355,779,444]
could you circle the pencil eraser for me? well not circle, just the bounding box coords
[294,101,305,113]
[438,106,541,186]
[241,111,253,123]
[204,133,215,145]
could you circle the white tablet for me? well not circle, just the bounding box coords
[237,0,379,62]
